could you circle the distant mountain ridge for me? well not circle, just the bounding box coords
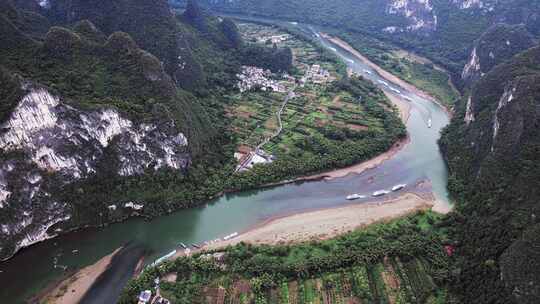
[190,0,540,77]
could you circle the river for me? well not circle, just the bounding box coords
[0,21,450,304]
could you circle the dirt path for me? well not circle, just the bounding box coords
[257,88,296,150]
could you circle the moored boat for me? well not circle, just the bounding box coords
[392,184,407,192]
[372,190,390,197]
[223,232,239,241]
[346,193,366,200]
[390,87,401,94]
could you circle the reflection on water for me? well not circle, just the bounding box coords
[0,19,450,303]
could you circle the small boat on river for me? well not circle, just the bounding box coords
[392,184,407,192]
[346,193,366,200]
[401,94,413,102]
[428,119,432,128]
[372,190,390,197]
[223,232,239,240]
[390,87,401,94]
[151,250,177,267]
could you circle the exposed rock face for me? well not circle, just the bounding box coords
[462,47,481,82]
[464,96,475,125]
[386,0,437,32]
[441,46,540,303]
[453,0,493,11]
[0,87,189,260]
[462,24,535,85]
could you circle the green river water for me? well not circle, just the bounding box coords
[0,21,451,303]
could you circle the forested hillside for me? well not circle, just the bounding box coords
[184,0,540,78]
[0,0,246,261]
[440,46,540,303]
[460,23,535,86]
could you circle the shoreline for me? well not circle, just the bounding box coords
[25,25,455,303]
[37,247,122,304]
[264,67,412,184]
[183,189,436,256]
[304,135,409,181]
[321,33,454,117]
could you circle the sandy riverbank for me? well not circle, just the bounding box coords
[205,192,434,250]
[385,92,411,122]
[323,33,454,117]
[39,248,121,304]
[301,54,411,182]
[322,33,436,102]
[305,135,409,180]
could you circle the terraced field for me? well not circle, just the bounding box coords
[181,257,443,304]
[229,23,391,156]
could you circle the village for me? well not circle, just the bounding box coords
[233,24,336,172]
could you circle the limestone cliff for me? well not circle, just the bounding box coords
[0,87,190,260]
[461,24,535,85]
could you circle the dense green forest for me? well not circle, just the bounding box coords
[183,0,540,81]
[120,211,451,303]
[0,0,407,261]
[440,46,540,303]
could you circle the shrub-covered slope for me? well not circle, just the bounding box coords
[440,46,540,303]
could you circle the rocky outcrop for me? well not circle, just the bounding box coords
[440,46,540,302]
[386,0,437,32]
[461,47,481,82]
[461,24,535,85]
[453,0,494,11]
[0,87,190,260]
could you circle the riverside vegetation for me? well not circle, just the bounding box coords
[331,31,460,109]
[173,2,540,302]
[0,0,405,259]
[120,211,451,304]
[228,23,405,190]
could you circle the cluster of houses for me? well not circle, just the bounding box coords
[107,202,144,212]
[237,66,287,93]
[234,147,275,172]
[257,34,290,45]
[301,64,332,85]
